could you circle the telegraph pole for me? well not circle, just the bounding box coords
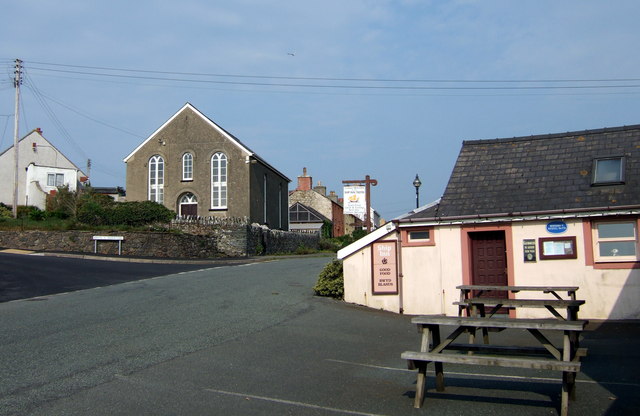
[12,59,22,219]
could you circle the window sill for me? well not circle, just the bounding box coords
[209,208,228,211]
[181,179,193,182]
[592,261,640,269]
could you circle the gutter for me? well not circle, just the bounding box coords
[395,204,640,226]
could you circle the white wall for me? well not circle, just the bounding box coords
[0,130,84,208]
[25,165,79,209]
[342,218,640,320]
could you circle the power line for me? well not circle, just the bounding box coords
[26,60,640,84]
[23,62,640,91]
[35,91,144,138]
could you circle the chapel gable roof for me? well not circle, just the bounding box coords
[123,103,290,182]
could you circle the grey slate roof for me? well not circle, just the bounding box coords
[406,124,640,220]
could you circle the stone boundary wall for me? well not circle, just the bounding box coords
[0,224,319,259]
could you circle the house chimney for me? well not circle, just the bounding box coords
[313,181,326,197]
[297,167,312,191]
[328,190,338,202]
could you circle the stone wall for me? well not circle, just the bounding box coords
[0,221,319,259]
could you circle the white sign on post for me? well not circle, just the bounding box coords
[343,185,366,220]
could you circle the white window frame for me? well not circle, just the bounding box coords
[47,173,64,187]
[592,220,639,262]
[148,155,164,204]
[211,152,227,209]
[182,153,193,181]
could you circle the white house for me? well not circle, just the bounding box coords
[0,129,87,210]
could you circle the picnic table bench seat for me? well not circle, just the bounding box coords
[402,314,587,416]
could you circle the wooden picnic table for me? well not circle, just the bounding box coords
[401,314,588,416]
[456,285,584,321]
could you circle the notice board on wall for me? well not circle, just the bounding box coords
[372,241,398,295]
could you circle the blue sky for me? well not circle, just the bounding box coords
[1,0,639,220]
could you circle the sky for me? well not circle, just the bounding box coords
[1,0,639,220]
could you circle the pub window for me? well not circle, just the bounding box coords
[592,221,638,262]
[401,227,435,247]
[592,157,624,185]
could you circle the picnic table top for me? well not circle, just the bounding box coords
[411,314,588,331]
[455,297,585,307]
[457,285,579,292]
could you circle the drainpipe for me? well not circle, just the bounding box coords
[396,233,404,314]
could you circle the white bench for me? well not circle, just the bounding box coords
[92,235,124,255]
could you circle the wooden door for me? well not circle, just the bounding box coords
[180,203,197,217]
[470,231,507,298]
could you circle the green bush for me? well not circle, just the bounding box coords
[76,200,175,227]
[17,205,46,221]
[313,260,344,299]
[0,204,12,219]
[320,228,370,252]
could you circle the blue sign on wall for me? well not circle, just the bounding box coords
[546,220,568,234]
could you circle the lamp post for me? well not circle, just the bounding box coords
[413,174,422,209]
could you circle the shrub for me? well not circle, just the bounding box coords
[313,260,344,299]
[0,204,12,219]
[76,200,175,227]
[17,205,46,221]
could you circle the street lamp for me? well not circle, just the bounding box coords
[413,174,422,209]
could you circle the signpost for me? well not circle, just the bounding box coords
[342,175,377,233]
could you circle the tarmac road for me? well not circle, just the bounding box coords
[0,255,638,415]
[0,250,255,303]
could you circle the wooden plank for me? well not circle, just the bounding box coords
[454,298,585,308]
[527,328,561,360]
[457,285,578,292]
[411,315,588,331]
[446,344,556,356]
[401,351,581,372]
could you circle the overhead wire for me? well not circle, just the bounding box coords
[23,70,89,160]
[23,61,640,93]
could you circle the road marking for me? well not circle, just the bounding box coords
[326,358,640,387]
[204,388,388,416]
[1,249,35,254]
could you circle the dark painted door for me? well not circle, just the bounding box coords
[470,231,507,298]
[180,203,197,217]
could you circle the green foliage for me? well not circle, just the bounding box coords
[76,200,175,227]
[255,242,265,255]
[313,260,344,299]
[320,228,370,252]
[0,204,12,219]
[17,205,46,221]
[321,220,333,239]
[294,244,315,255]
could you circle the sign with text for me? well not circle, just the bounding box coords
[523,239,537,262]
[372,241,398,295]
[343,185,366,220]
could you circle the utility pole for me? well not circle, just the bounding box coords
[12,59,22,219]
[342,175,378,233]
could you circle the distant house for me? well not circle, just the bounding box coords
[92,186,126,202]
[123,103,290,229]
[288,168,359,237]
[338,124,640,320]
[288,202,330,234]
[0,129,87,210]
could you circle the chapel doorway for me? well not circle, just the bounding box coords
[179,193,198,217]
